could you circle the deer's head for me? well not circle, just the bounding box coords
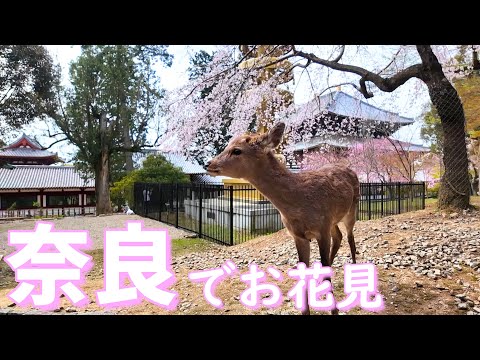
[205,122,286,179]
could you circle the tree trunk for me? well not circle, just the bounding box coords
[124,123,134,172]
[427,83,470,209]
[95,148,113,214]
[96,112,113,214]
[416,45,470,210]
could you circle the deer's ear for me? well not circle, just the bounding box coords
[259,122,285,149]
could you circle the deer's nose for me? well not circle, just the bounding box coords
[204,161,211,170]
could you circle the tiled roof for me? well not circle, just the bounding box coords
[190,174,227,184]
[163,153,206,174]
[141,151,206,174]
[6,133,43,149]
[288,136,430,153]
[0,148,58,158]
[287,134,354,152]
[391,139,430,152]
[0,165,94,190]
[288,90,414,126]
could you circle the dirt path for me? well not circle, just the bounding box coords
[0,214,195,253]
[1,205,479,315]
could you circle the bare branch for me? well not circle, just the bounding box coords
[359,78,373,98]
[41,137,69,150]
[377,47,403,75]
[331,46,345,63]
[251,53,298,71]
[385,138,413,180]
[317,82,362,96]
[292,49,425,98]
[49,85,86,155]
[174,46,262,104]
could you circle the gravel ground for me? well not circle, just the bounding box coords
[0,214,195,255]
[1,204,480,315]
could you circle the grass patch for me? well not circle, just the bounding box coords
[471,195,480,208]
[425,198,437,206]
[158,211,275,245]
[425,196,479,211]
[171,237,216,256]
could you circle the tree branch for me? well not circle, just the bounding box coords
[41,137,69,150]
[385,138,413,181]
[292,49,425,98]
[49,86,87,155]
[331,45,345,63]
[251,53,298,71]
[317,82,362,96]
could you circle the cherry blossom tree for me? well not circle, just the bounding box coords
[300,138,437,184]
[160,45,477,210]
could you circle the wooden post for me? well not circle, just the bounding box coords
[199,183,203,238]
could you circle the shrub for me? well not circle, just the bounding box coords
[110,154,190,211]
[427,182,440,198]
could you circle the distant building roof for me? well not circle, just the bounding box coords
[289,90,414,126]
[0,148,59,158]
[5,133,43,150]
[287,134,354,152]
[286,90,416,152]
[1,133,62,165]
[0,165,94,190]
[140,150,206,175]
[190,174,227,184]
[390,139,430,153]
[162,153,206,174]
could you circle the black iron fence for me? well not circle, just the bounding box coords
[134,181,425,246]
[357,182,425,220]
[0,206,96,219]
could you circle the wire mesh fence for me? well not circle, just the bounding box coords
[134,181,425,246]
[430,86,472,206]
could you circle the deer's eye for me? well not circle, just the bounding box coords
[232,149,242,155]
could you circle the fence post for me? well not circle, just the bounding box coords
[198,183,203,238]
[158,183,161,222]
[142,184,148,217]
[381,182,384,217]
[367,183,371,220]
[175,183,179,228]
[410,182,414,211]
[397,182,401,214]
[230,185,234,246]
[422,182,426,209]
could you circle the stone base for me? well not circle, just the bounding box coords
[184,196,283,233]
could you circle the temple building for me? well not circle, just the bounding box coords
[0,134,95,217]
[285,90,417,165]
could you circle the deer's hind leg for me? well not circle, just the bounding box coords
[329,224,343,265]
[343,208,357,264]
[317,225,342,315]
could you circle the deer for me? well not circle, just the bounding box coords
[205,122,360,315]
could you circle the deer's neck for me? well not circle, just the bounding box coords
[242,155,296,214]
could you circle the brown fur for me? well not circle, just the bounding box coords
[206,122,360,315]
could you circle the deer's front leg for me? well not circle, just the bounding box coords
[293,235,311,315]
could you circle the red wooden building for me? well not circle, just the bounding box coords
[0,134,95,217]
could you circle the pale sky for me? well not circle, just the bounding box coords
[12,45,430,163]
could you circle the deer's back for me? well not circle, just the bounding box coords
[281,164,359,235]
